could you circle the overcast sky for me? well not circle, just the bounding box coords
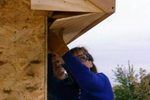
[68,0,150,85]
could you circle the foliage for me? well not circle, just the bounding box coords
[113,62,150,100]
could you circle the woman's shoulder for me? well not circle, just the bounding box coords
[96,73,109,80]
[96,73,112,85]
[96,72,106,76]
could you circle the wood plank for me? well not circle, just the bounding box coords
[51,12,88,19]
[31,0,103,12]
[69,12,113,44]
[49,13,105,44]
[88,0,115,13]
[48,30,69,56]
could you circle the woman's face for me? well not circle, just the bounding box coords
[52,54,67,80]
[73,50,93,69]
[53,64,67,80]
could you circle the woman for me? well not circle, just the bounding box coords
[48,53,79,100]
[49,47,99,100]
[53,47,114,100]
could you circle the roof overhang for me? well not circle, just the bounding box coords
[31,0,115,54]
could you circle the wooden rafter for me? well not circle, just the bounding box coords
[31,0,103,12]
[88,0,115,12]
[31,0,115,55]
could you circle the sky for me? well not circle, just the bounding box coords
[68,0,150,86]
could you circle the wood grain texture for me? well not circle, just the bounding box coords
[88,0,115,12]
[31,0,103,12]
[32,0,115,49]
[50,13,105,44]
[48,30,69,56]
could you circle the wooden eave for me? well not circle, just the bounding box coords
[31,0,115,54]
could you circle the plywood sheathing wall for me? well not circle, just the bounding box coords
[0,0,47,99]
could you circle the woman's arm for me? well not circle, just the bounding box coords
[63,52,106,92]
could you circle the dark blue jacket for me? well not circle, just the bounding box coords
[48,76,79,100]
[63,52,114,100]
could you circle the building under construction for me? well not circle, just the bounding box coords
[0,0,115,99]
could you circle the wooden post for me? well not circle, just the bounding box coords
[48,30,69,56]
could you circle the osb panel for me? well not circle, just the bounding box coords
[0,0,47,100]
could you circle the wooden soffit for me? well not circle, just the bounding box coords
[31,0,115,44]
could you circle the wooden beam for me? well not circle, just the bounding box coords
[88,0,115,13]
[48,30,69,56]
[31,0,103,12]
[49,13,105,44]
[68,12,113,44]
[51,12,88,19]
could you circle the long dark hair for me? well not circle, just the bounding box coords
[70,47,97,73]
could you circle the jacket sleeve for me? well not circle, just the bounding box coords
[63,52,106,92]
